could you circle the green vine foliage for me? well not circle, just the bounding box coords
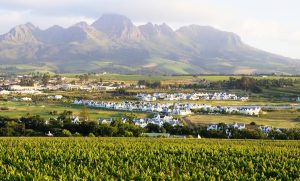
[0,138,299,180]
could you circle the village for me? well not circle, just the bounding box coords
[0,73,299,138]
[72,99,262,116]
[136,92,249,101]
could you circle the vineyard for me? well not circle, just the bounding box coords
[0,138,299,180]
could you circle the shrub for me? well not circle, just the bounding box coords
[62,129,72,137]
[88,133,95,137]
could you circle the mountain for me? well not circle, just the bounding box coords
[0,13,299,74]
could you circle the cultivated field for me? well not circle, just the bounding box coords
[0,138,298,180]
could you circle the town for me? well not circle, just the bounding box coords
[0,73,299,139]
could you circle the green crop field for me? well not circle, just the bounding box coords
[0,138,298,180]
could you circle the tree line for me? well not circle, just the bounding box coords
[0,112,299,139]
[181,77,299,93]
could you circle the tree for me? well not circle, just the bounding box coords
[21,115,46,132]
[79,121,97,135]
[146,123,160,133]
[0,121,25,136]
[162,122,173,133]
[73,132,81,137]
[62,129,72,137]
[79,107,89,122]
[125,131,134,137]
[88,133,95,137]
[20,78,34,86]
[79,74,89,83]
[42,73,51,86]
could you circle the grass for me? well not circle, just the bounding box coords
[0,63,57,74]
[188,109,300,128]
[148,58,196,74]
[0,101,148,120]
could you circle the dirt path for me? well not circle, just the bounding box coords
[183,117,194,126]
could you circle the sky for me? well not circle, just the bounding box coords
[0,0,300,59]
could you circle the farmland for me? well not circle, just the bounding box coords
[188,108,300,128]
[0,138,299,180]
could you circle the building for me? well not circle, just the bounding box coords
[259,126,272,133]
[142,133,170,138]
[20,97,32,101]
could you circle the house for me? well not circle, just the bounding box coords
[20,97,32,101]
[46,131,53,137]
[259,126,272,133]
[239,107,261,116]
[48,95,63,100]
[98,118,113,124]
[134,118,148,128]
[98,86,117,90]
[54,95,63,100]
[172,109,192,116]
[62,84,82,90]
[142,95,157,102]
[207,123,245,131]
[142,133,170,138]
[0,90,10,95]
[9,85,39,91]
[240,97,249,101]
[228,123,245,130]
[207,124,219,131]
[71,116,80,124]
[12,97,19,101]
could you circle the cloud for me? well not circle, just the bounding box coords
[0,10,31,32]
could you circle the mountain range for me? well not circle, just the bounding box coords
[0,13,299,74]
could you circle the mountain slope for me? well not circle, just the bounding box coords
[0,14,299,74]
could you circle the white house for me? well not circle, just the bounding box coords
[48,95,63,100]
[98,118,113,124]
[239,107,261,116]
[259,126,272,133]
[228,123,246,130]
[54,95,63,100]
[9,85,39,91]
[142,95,157,102]
[20,97,32,101]
[46,131,53,137]
[172,109,192,116]
[0,90,10,95]
[207,124,219,131]
[71,116,80,124]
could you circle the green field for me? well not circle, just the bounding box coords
[188,109,300,128]
[0,138,298,180]
[1,99,300,128]
[0,101,148,120]
[60,73,300,81]
[0,64,57,74]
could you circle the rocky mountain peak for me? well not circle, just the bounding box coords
[0,23,38,43]
[92,14,142,40]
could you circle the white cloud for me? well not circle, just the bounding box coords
[0,10,31,32]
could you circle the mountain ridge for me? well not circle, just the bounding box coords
[0,13,299,74]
